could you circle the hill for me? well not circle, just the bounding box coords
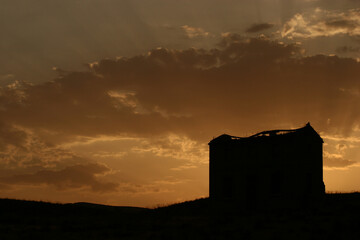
[1,193,360,239]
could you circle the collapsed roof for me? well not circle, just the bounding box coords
[209,122,323,145]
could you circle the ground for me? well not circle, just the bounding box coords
[1,193,360,239]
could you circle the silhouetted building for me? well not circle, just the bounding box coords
[209,123,325,209]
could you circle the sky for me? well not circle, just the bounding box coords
[1,0,360,207]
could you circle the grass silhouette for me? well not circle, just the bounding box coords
[1,193,360,239]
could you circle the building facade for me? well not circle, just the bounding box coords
[209,123,325,209]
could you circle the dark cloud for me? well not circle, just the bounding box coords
[336,46,360,53]
[246,23,274,33]
[0,163,118,192]
[325,20,357,30]
[1,34,360,146]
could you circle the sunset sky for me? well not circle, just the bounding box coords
[1,0,360,207]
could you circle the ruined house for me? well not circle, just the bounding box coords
[209,123,325,209]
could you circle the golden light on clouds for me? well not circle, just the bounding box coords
[181,25,210,39]
[282,8,360,39]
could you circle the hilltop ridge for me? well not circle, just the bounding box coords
[1,193,360,239]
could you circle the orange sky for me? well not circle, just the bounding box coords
[1,0,360,207]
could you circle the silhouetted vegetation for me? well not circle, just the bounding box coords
[1,193,360,239]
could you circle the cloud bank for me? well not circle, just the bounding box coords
[1,33,360,199]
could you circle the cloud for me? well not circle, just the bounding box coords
[1,34,360,144]
[246,23,274,33]
[0,163,118,192]
[325,19,357,30]
[0,125,91,173]
[132,134,208,164]
[322,135,360,143]
[323,151,357,168]
[336,46,360,53]
[181,25,210,38]
[170,163,198,171]
[282,8,360,39]
[0,122,27,151]
[336,143,348,151]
